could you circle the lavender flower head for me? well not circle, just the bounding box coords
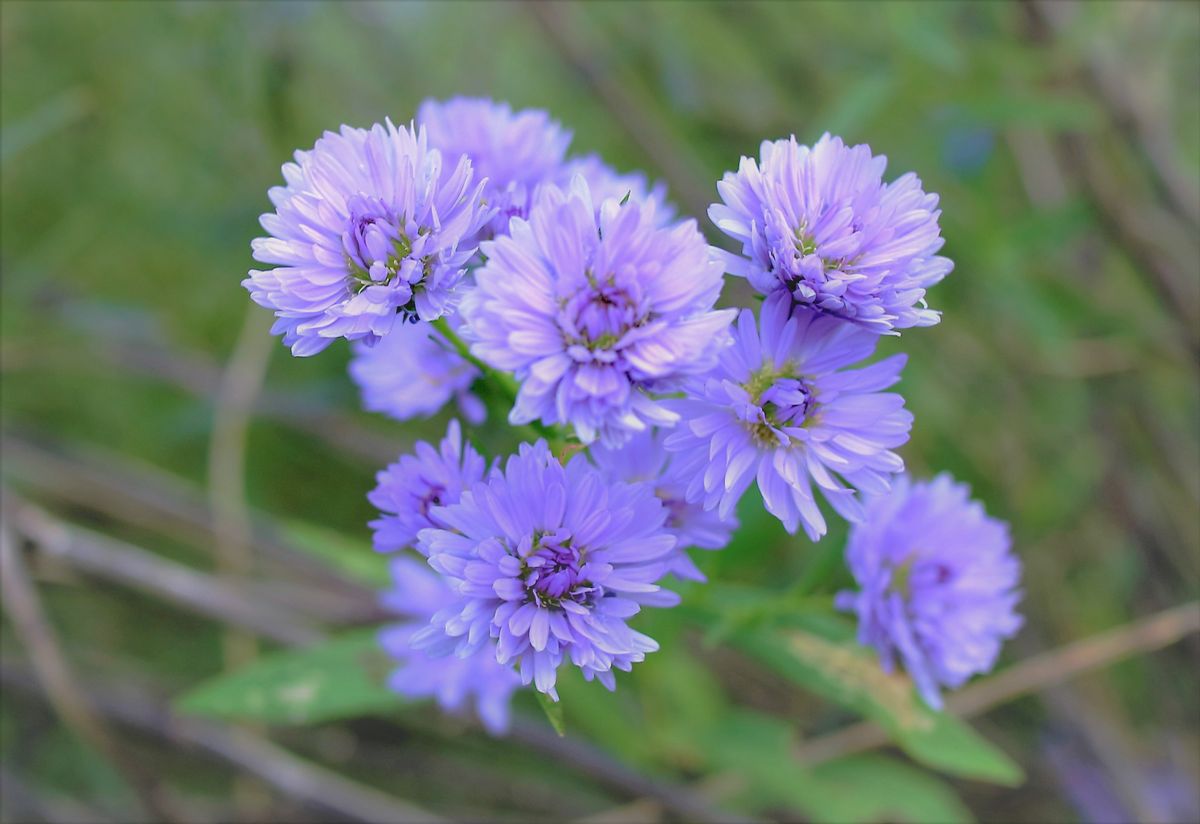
[665,293,912,540]
[418,97,571,236]
[350,315,485,425]
[836,474,1022,708]
[462,178,735,446]
[590,429,737,581]
[710,133,951,333]
[379,556,521,734]
[369,420,488,553]
[244,120,492,355]
[557,155,675,226]
[412,440,678,699]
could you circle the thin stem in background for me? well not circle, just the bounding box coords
[0,661,445,824]
[208,306,275,670]
[0,509,182,823]
[793,601,1200,766]
[5,494,325,647]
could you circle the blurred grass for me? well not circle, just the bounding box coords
[2,1,1198,822]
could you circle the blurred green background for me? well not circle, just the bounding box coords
[2,1,1198,822]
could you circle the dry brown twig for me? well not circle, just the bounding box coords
[793,601,1200,766]
[0,660,445,824]
[1016,0,1200,351]
[1,435,381,622]
[4,494,324,647]
[1024,0,1200,230]
[208,306,276,670]
[0,510,183,823]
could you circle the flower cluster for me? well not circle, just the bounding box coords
[245,101,1021,726]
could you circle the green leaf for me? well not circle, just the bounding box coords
[735,627,1023,785]
[536,691,566,737]
[808,755,974,823]
[702,712,972,822]
[175,628,401,725]
[278,519,391,589]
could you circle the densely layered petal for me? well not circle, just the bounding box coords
[665,292,911,540]
[590,429,737,581]
[412,440,677,699]
[379,549,521,734]
[369,420,490,553]
[462,178,734,445]
[835,474,1023,708]
[244,120,492,355]
[711,133,951,334]
[418,97,571,237]
[350,313,484,424]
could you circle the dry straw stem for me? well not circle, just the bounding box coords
[208,306,275,670]
[0,322,398,462]
[1023,0,1200,230]
[0,763,113,824]
[1018,0,1200,349]
[794,601,1200,766]
[0,511,182,823]
[4,494,324,647]
[2,435,379,619]
[0,661,445,824]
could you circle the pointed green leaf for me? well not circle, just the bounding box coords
[175,628,401,725]
[703,712,973,822]
[536,691,566,737]
[807,755,974,823]
[735,626,1023,785]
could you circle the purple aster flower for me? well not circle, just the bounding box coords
[368,419,489,553]
[461,178,735,446]
[244,120,492,356]
[836,474,1023,709]
[411,440,678,700]
[349,313,485,425]
[664,293,911,540]
[590,429,737,581]
[418,97,571,237]
[556,155,675,226]
[380,556,521,734]
[710,133,951,333]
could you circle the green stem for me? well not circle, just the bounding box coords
[431,317,564,445]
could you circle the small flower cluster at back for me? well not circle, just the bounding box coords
[245,97,1022,734]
